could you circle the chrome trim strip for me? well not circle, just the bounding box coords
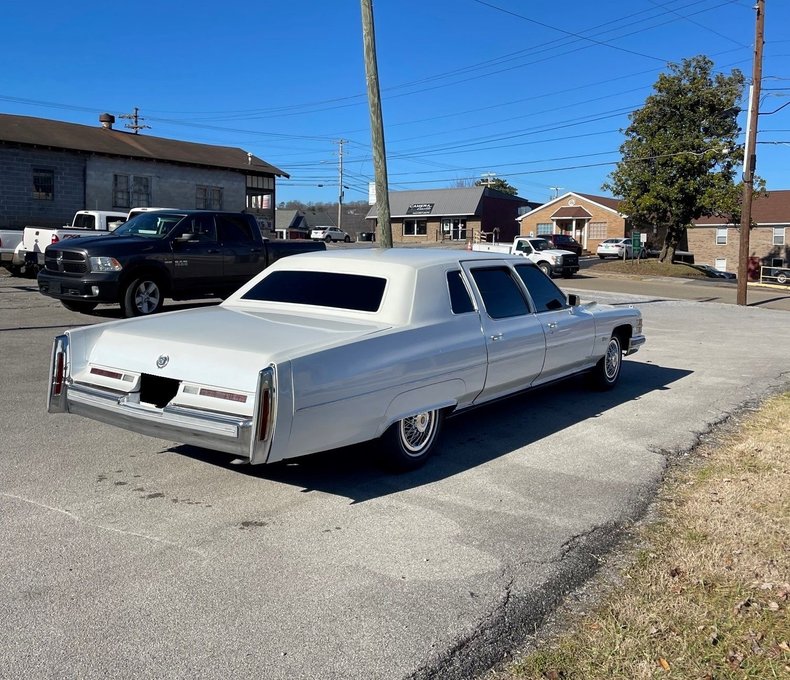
[626,334,646,356]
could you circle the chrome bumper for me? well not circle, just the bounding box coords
[626,334,646,356]
[66,382,254,458]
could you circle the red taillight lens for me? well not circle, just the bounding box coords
[51,234,60,244]
[53,352,65,396]
[258,390,270,441]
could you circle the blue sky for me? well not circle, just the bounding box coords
[2,0,788,205]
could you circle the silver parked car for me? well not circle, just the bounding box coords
[47,249,645,470]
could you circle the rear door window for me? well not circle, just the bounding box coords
[447,270,475,314]
[470,267,530,318]
[217,214,254,242]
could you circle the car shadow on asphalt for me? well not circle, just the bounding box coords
[171,361,690,503]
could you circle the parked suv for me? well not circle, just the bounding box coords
[310,226,351,242]
[541,233,583,256]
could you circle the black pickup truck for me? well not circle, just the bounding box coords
[38,210,326,316]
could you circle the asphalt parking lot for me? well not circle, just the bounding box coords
[1,271,789,679]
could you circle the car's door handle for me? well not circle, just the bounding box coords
[547,322,558,329]
[207,249,221,254]
[490,333,503,341]
[250,248,261,253]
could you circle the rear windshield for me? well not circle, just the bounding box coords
[241,271,386,312]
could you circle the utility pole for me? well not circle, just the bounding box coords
[119,107,151,135]
[737,0,765,306]
[360,0,392,248]
[550,186,563,199]
[337,139,346,230]
[480,172,496,187]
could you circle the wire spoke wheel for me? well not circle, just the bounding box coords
[604,337,621,381]
[381,408,444,470]
[399,411,438,456]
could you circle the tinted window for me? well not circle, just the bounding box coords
[113,212,186,238]
[514,264,567,312]
[470,267,529,319]
[241,271,386,312]
[72,214,96,229]
[217,214,254,242]
[173,214,217,242]
[447,271,475,314]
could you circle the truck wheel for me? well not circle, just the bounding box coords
[61,300,98,314]
[538,262,552,278]
[122,276,164,317]
[590,335,622,390]
[380,408,443,471]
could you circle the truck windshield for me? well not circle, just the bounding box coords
[112,213,186,238]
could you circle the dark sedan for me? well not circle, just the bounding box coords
[542,233,583,256]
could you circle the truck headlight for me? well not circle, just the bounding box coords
[89,256,122,272]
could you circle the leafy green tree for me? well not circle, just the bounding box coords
[475,177,518,195]
[603,56,745,262]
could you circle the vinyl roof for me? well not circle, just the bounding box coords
[0,113,288,177]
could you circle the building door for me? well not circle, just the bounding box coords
[443,218,467,241]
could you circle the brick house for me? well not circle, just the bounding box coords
[365,187,538,244]
[687,190,789,276]
[517,192,628,253]
[0,113,287,232]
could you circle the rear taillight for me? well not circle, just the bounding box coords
[255,367,275,445]
[51,234,60,244]
[48,335,70,413]
[258,390,271,440]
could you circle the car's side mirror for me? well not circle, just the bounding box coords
[567,294,580,307]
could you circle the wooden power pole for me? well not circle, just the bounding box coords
[360,0,393,248]
[737,0,765,305]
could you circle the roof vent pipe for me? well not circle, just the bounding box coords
[99,113,115,129]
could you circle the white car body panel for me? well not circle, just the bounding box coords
[48,249,645,465]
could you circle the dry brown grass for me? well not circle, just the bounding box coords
[589,259,708,278]
[492,393,790,680]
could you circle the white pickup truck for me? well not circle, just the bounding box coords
[0,229,25,276]
[20,210,128,270]
[472,236,580,278]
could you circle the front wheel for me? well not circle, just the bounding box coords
[380,408,443,470]
[122,276,164,317]
[598,254,605,259]
[591,335,622,390]
[325,235,332,243]
[537,262,552,278]
[61,300,98,314]
[344,235,351,243]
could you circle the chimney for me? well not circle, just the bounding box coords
[99,113,115,130]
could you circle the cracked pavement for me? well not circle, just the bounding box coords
[1,274,789,679]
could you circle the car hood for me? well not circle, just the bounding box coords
[76,306,390,392]
[48,234,161,254]
[541,248,575,256]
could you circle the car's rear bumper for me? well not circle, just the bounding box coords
[63,381,255,457]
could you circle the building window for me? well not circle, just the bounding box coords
[132,176,151,207]
[113,174,130,207]
[246,175,274,191]
[441,218,466,240]
[33,169,54,200]
[588,222,607,239]
[715,258,727,271]
[247,192,272,210]
[404,219,427,236]
[773,227,786,246]
[196,185,223,210]
[716,228,728,245]
[536,223,551,235]
[113,174,151,208]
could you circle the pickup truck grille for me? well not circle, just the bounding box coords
[561,254,579,267]
[45,250,88,274]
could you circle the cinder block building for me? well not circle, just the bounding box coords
[0,113,287,232]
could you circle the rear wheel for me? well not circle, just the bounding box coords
[598,254,605,259]
[60,300,98,314]
[380,408,443,470]
[591,335,622,390]
[122,276,164,317]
